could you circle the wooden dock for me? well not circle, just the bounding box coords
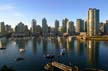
[44,61,104,71]
[44,61,72,71]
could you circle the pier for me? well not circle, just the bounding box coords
[44,61,72,71]
[44,61,104,71]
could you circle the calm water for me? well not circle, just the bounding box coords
[0,37,108,71]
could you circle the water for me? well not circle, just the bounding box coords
[0,37,108,71]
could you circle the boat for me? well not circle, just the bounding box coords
[60,48,66,56]
[15,57,24,61]
[19,48,25,53]
[44,54,55,59]
[0,47,6,50]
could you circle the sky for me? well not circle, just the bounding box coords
[0,0,108,28]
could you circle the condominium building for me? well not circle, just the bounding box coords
[31,19,37,34]
[62,18,68,33]
[88,8,100,36]
[75,19,84,33]
[42,18,48,36]
[0,22,5,33]
[55,20,59,35]
[67,21,74,35]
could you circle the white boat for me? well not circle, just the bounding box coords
[19,48,25,53]
[60,48,65,55]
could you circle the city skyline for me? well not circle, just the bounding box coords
[0,0,108,28]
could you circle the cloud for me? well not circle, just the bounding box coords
[0,4,24,17]
[0,4,14,11]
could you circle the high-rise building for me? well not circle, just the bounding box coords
[5,25,13,33]
[24,25,29,33]
[67,21,74,35]
[15,22,28,33]
[62,18,68,33]
[36,25,42,33]
[55,20,59,35]
[0,22,13,35]
[104,20,108,35]
[99,22,105,33]
[88,8,100,36]
[75,19,84,33]
[0,22,5,33]
[42,18,48,36]
[31,19,37,34]
[58,26,63,35]
[15,22,24,33]
[84,18,88,32]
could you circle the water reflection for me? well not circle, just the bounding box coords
[0,39,8,49]
[32,38,37,53]
[86,40,99,65]
[15,39,28,58]
[61,37,72,51]
[54,37,59,49]
[0,37,108,71]
[42,38,48,55]
[57,37,63,48]
[75,39,86,56]
[103,41,108,47]
[74,39,100,65]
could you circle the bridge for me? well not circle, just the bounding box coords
[44,61,72,71]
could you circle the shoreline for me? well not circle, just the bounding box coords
[86,36,108,41]
[1,35,108,41]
